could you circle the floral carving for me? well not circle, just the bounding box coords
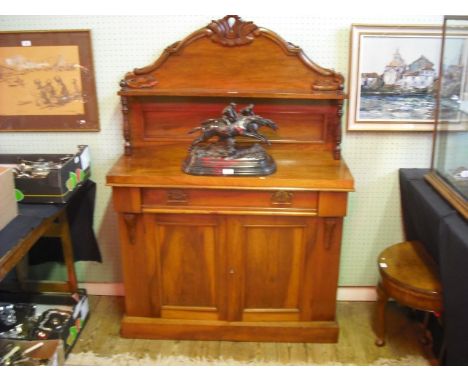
[207,15,260,46]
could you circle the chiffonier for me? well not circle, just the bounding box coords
[106,15,354,342]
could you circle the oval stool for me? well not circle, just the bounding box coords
[375,241,443,347]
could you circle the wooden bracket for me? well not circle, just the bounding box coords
[323,218,338,250]
[123,213,137,245]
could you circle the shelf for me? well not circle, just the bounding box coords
[118,88,346,100]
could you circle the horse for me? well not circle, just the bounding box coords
[188,115,277,149]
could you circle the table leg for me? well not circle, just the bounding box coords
[57,211,78,293]
[375,282,388,346]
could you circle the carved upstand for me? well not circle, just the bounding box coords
[107,15,354,342]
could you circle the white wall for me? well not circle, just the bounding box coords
[0,15,441,285]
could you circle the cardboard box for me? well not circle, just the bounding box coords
[0,289,89,356]
[0,167,18,230]
[0,145,91,204]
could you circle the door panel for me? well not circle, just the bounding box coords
[144,214,225,320]
[227,215,318,322]
[243,224,304,309]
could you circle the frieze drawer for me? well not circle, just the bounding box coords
[141,188,318,213]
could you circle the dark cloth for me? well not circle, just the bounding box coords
[0,180,101,265]
[28,180,102,264]
[0,205,61,259]
[399,169,468,365]
[399,168,455,264]
[438,214,468,365]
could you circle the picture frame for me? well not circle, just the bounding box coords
[0,30,99,132]
[347,24,446,132]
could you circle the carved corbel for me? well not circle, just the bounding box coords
[122,213,137,245]
[323,218,338,250]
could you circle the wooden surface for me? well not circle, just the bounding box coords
[107,15,353,343]
[375,241,442,347]
[0,209,78,293]
[70,296,434,365]
[107,144,354,191]
[120,15,344,97]
[378,241,442,299]
[118,15,345,158]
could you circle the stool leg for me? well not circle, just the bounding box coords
[375,282,388,346]
[419,311,431,345]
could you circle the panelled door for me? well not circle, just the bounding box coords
[225,215,319,322]
[143,213,227,320]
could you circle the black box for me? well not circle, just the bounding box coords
[0,289,89,356]
[0,145,91,204]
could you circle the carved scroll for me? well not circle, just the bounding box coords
[207,15,260,46]
[120,73,158,90]
[312,76,344,92]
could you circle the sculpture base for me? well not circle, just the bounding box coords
[182,143,276,176]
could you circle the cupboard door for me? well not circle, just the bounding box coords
[143,214,226,320]
[226,215,319,322]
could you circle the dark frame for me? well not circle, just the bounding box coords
[0,30,99,132]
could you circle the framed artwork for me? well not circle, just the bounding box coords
[0,30,99,132]
[347,24,448,131]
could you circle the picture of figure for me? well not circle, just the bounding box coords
[0,45,85,116]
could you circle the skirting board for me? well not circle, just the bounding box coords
[80,283,378,302]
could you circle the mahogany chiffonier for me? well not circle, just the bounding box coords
[106,15,354,342]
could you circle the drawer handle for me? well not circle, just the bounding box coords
[271,191,293,206]
[166,189,189,205]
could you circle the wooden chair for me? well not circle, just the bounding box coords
[375,241,443,347]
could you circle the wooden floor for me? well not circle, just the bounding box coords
[70,295,435,365]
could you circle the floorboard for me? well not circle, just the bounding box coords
[70,296,436,365]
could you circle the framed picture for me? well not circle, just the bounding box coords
[347,24,446,131]
[0,30,99,132]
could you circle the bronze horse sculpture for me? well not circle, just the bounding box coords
[188,103,277,150]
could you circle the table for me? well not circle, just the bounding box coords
[0,180,101,292]
[399,169,468,366]
[0,205,76,292]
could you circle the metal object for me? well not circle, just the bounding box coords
[0,304,16,328]
[33,309,71,340]
[13,155,73,179]
[183,103,278,176]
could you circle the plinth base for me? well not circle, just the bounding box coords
[121,315,339,342]
[182,143,276,176]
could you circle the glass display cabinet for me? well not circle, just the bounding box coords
[426,15,468,219]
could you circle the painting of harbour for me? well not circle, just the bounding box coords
[357,35,464,122]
